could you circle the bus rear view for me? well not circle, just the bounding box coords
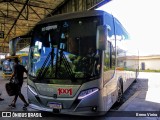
[27,10,138,116]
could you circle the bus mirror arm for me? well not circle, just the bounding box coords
[96,25,108,50]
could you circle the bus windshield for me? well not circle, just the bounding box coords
[29,16,102,84]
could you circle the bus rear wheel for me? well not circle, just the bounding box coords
[116,83,123,104]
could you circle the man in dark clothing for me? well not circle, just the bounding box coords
[9,57,29,109]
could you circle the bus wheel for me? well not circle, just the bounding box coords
[134,69,139,83]
[116,83,123,104]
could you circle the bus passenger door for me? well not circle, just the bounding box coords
[103,41,117,110]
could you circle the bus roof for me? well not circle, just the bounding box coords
[38,10,108,25]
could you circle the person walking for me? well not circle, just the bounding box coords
[9,57,29,109]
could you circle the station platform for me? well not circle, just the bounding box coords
[108,72,160,120]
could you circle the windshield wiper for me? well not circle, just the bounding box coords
[57,50,76,82]
[36,48,76,82]
[36,50,55,81]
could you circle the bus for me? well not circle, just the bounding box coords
[27,10,139,116]
[2,54,28,78]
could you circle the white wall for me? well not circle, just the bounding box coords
[139,59,160,70]
[126,59,160,70]
[125,60,138,69]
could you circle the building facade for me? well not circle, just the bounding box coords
[126,55,160,70]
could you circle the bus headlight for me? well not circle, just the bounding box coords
[28,85,38,96]
[78,88,99,100]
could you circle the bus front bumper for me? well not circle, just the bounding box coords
[29,103,105,116]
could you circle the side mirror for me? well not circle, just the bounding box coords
[96,25,108,50]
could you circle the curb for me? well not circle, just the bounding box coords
[118,91,141,111]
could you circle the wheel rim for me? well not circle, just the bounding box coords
[117,85,122,103]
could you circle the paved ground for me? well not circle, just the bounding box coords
[112,72,160,120]
[0,71,160,120]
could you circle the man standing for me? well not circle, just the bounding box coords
[9,57,29,109]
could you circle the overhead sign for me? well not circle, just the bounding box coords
[0,31,4,38]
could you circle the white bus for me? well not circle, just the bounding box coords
[27,10,139,116]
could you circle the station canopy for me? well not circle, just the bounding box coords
[0,0,65,52]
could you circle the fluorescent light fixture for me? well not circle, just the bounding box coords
[78,88,99,100]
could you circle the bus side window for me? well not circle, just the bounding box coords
[103,41,115,83]
[104,41,115,71]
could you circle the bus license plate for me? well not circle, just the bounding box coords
[49,102,62,109]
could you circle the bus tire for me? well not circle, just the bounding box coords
[116,80,123,104]
[134,69,139,83]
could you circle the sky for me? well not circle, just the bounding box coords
[97,0,160,56]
